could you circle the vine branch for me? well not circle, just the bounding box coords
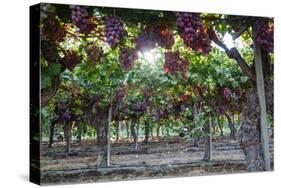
[208,28,256,81]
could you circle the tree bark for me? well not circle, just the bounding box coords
[99,112,109,168]
[131,118,137,143]
[135,120,139,150]
[192,103,200,147]
[238,25,272,171]
[217,115,224,137]
[63,121,72,154]
[239,88,266,171]
[252,27,271,171]
[48,122,55,148]
[143,120,149,143]
[125,120,130,140]
[76,121,82,144]
[226,114,236,139]
[203,116,212,161]
[96,127,100,144]
[115,121,120,143]
[156,123,161,138]
[107,106,112,167]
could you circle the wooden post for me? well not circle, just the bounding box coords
[125,120,130,140]
[209,115,212,161]
[63,120,71,153]
[48,122,55,148]
[116,121,120,142]
[253,23,271,171]
[107,105,112,167]
[135,119,139,150]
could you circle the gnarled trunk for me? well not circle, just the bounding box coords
[217,115,224,137]
[239,88,265,171]
[98,112,109,168]
[203,116,212,161]
[115,121,120,143]
[131,118,139,150]
[76,121,82,144]
[193,103,200,147]
[131,118,137,143]
[156,123,161,138]
[130,118,139,150]
[96,127,100,144]
[125,120,130,139]
[226,114,236,139]
[135,121,139,150]
[48,122,55,148]
[63,120,72,153]
[143,120,149,143]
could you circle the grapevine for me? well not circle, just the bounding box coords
[61,50,82,71]
[163,51,189,79]
[119,47,137,69]
[70,5,96,34]
[42,15,66,43]
[85,45,103,64]
[176,12,211,54]
[104,16,125,47]
[254,19,274,53]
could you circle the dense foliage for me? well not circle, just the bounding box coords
[39,3,273,146]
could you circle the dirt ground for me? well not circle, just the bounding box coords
[40,136,274,185]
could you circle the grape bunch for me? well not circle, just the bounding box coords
[42,15,66,43]
[156,108,167,120]
[104,16,125,47]
[55,101,71,122]
[254,19,274,53]
[61,50,82,71]
[119,47,137,69]
[152,25,175,49]
[180,60,189,80]
[218,105,227,115]
[135,30,157,52]
[122,106,130,114]
[223,87,232,101]
[132,101,148,112]
[116,85,126,102]
[142,86,150,100]
[235,88,243,100]
[70,5,96,33]
[176,12,211,54]
[135,25,174,51]
[163,51,181,74]
[85,45,103,64]
[163,51,189,79]
[41,40,60,63]
[193,28,211,54]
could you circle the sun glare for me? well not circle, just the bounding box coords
[144,51,155,63]
[223,33,235,49]
[138,49,162,65]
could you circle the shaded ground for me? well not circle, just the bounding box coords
[40,136,274,185]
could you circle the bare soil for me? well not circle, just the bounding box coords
[40,136,274,185]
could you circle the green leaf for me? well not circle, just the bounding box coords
[41,74,52,89]
[49,63,62,75]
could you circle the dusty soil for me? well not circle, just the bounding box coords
[40,136,274,185]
